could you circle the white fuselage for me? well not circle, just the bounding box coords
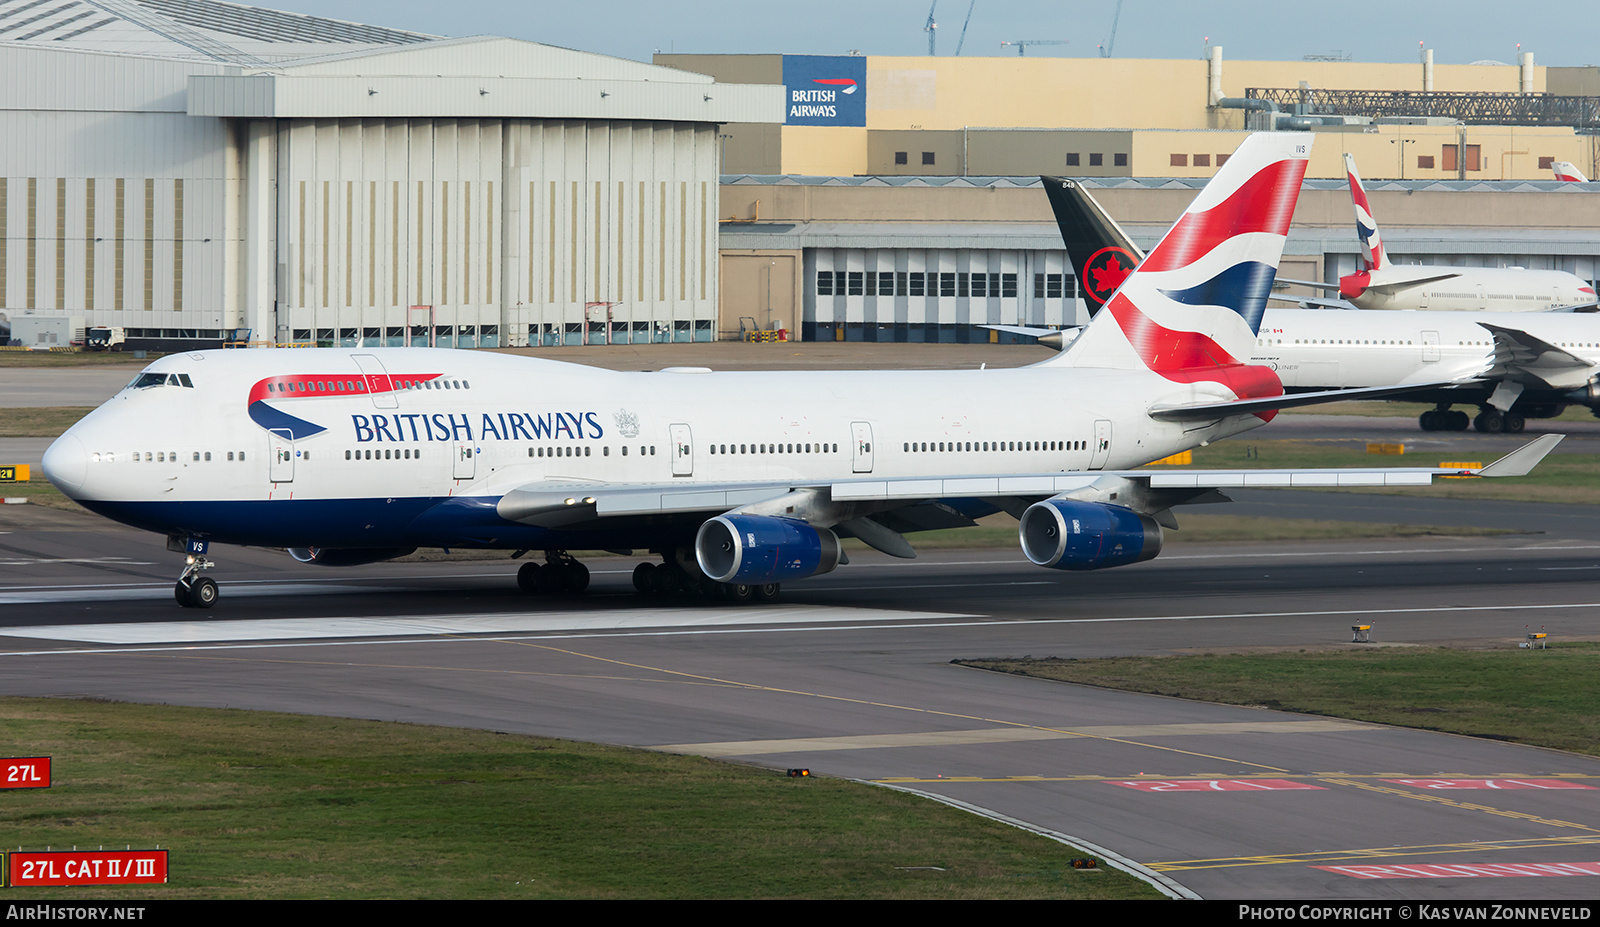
[1348,265,1594,312]
[44,348,1260,549]
[1252,307,1600,391]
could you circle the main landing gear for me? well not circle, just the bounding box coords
[515,551,591,596]
[174,554,218,609]
[631,555,780,605]
[1418,405,1526,434]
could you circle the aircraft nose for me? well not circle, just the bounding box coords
[41,432,87,494]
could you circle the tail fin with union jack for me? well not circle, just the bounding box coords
[1057,133,1310,409]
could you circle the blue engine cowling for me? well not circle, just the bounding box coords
[695,515,842,584]
[1018,500,1162,571]
[288,547,417,567]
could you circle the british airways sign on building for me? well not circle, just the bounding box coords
[782,55,867,127]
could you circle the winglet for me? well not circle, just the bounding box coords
[1475,434,1564,478]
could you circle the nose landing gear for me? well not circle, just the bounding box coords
[168,535,218,609]
[175,554,218,609]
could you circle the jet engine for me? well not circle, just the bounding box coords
[1018,500,1162,571]
[695,515,842,585]
[1566,375,1600,409]
[288,547,417,567]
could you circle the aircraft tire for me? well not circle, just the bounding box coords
[536,563,566,594]
[174,581,193,608]
[754,583,781,603]
[1479,410,1505,433]
[517,561,542,594]
[1449,410,1470,431]
[720,582,754,604]
[1418,412,1435,431]
[563,561,590,594]
[1505,412,1526,433]
[632,562,655,594]
[190,577,219,609]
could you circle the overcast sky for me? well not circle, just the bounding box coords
[262,1,1598,68]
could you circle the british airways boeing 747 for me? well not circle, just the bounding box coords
[39,134,1559,608]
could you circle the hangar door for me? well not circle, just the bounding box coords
[720,252,799,339]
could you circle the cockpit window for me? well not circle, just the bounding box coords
[126,372,195,390]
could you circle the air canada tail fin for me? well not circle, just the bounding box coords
[1345,153,1387,270]
[1057,132,1310,401]
[1041,176,1145,313]
[1554,161,1589,183]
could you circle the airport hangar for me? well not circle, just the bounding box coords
[0,0,782,353]
[2,3,1599,350]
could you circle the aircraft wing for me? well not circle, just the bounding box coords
[1361,270,1462,291]
[1479,322,1595,380]
[1549,300,1600,313]
[1267,294,1358,310]
[1146,381,1457,423]
[493,435,1560,526]
[1275,277,1340,291]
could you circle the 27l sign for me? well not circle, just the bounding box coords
[3,756,50,789]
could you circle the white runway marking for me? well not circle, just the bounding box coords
[0,605,975,645]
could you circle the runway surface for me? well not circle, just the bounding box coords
[5,500,1600,900]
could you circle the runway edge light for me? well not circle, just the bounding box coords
[787,768,810,778]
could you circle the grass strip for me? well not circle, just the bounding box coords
[0,697,1157,900]
[0,406,95,437]
[960,644,1600,757]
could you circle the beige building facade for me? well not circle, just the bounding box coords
[664,52,1600,182]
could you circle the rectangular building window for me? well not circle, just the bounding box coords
[1539,156,1556,169]
[894,151,908,165]
[1465,144,1482,171]
[817,271,833,296]
[878,272,895,296]
[895,271,908,294]
[1442,145,1458,172]
[1001,273,1017,297]
[847,271,863,295]
[908,272,925,296]
[1170,154,1188,167]
[957,273,969,297]
[970,273,987,298]
[1066,152,1080,166]
[1193,154,1211,167]
[922,151,935,165]
[1115,153,1129,167]
[1037,273,1064,299]
[1418,155,1435,169]
[864,271,877,294]
[939,272,955,297]
[1089,153,1103,167]
[1215,153,1228,166]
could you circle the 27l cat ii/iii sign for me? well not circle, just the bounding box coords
[7,850,168,886]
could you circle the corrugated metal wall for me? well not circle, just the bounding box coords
[277,117,718,347]
[0,110,231,333]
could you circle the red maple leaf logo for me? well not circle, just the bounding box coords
[1090,255,1132,295]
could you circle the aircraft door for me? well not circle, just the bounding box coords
[1422,330,1440,363]
[453,443,476,480]
[670,424,693,476]
[1090,420,1112,470]
[269,430,294,483]
[352,354,399,409]
[851,422,874,473]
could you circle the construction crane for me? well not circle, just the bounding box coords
[1097,0,1123,58]
[954,0,977,56]
[924,1,937,56]
[1000,39,1067,56]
